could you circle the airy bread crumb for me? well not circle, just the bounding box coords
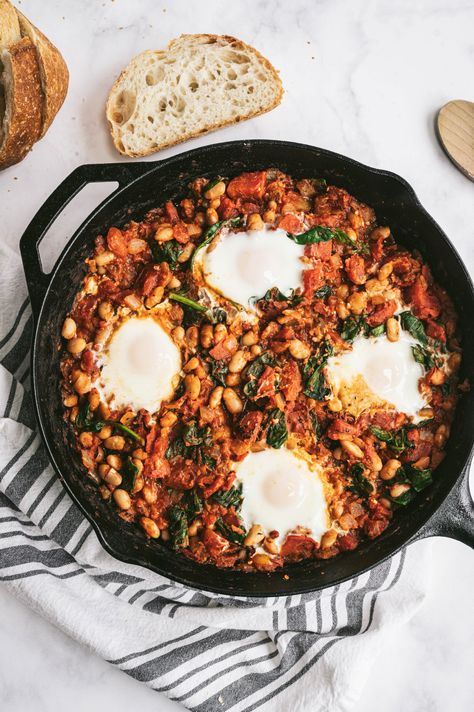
[106,34,283,157]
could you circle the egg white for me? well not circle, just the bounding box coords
[237,448,330,544]
[198,227,304,307]
[96,316,181,413]
[325,331,428,418]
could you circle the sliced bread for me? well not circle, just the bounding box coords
[106,34,283,157]
[16,9,69,136]
[0,37,43,169]
[0,0,68,169]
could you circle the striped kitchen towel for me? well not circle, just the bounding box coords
[0,241,430,712]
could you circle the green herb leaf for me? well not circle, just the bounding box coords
[150,239,183,270]
[191,217,242,268]
[302,341,333,400]
[314,285,333,299]
[400,311,427,345]
[107,421,144,445]
[310,411,322,439]
[341,315,366,342]
[266,408,288,449]
[287,225,355,247]
[250,287,303,307]
[183,421,212,448]
[165,437,188,461]
[370,426,411,455]
[215,518,245,544]
[203,176,224,194]
[168,292,208,313]
[209,358,229,387]
[405,419,434,430]
[243,351,278,398]
[183,489,203,519]
[167,506,188,549]
[369,324,385,337]
[76,402,104,432]
[390,489,416,506]
[348,462,373,499]
[409,467,433,492]
[412,344,434,369]
[209,307,227,324]
[211,483,243,510]
[121,457,139,492]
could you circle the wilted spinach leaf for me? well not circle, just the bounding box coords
[211,483,243,510]
[266,408,288,449]
[340,315,366,342]
[400,311,427,344]
[348,462,373,499]
[370,426,412,455]
[167,506,189,549]
[209,358,229,387]
[215,518,246,544]
[120,457,139,492]
[151,239,183,270]
[412,344,434,369]
[75,402,104,432]
[314,285,333,299]
[288,225,355,247]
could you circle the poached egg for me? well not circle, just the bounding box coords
[325,331,428,418]
[198,227,304,307]
[96,316,181,413]
[237,448,330,545]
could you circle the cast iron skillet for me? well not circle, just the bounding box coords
[20,140,474,596]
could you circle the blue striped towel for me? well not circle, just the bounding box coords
[0,242,429,712]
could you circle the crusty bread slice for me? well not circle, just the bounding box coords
[0,37,42,169]
[0,0,21,47]
[16,9,69,136]
[106,34,283,157]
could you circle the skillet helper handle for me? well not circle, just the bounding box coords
[412,458,474,548]
[20,162,155,321]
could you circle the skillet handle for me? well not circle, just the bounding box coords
[20,162,156,321]
[411,458,474,548]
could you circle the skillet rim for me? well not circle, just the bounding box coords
[26,139,474,596]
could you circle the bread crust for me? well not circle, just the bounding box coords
[16,10,69,136]
[106,33,283,157]
[0,0,20,47]
[0,37,42,169]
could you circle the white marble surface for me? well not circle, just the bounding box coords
[1,0,473,710]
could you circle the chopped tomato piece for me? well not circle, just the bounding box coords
[327,419,360,440]
[136,263,171,296]
[338,532,359,551]
[218,196,239,219]
[238,411,264,443]
[305,240,333,261]
[164,200,179,223]
[172,222,190,244]
[227,171,267,200]
[106,227,128,257]
[278,213,303,234]
[426,319,446,342]
[370,237,385,263]
[209,340,233,360]
[366,299,397,327]
[409,277,441,319]
[256,366,277,398]
[345,254,367,285]
[303,262,325,295]
[202,527,229,557]
[281,535,316,562]
[280,360,302,401]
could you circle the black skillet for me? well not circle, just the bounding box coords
[20,140,474,596]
